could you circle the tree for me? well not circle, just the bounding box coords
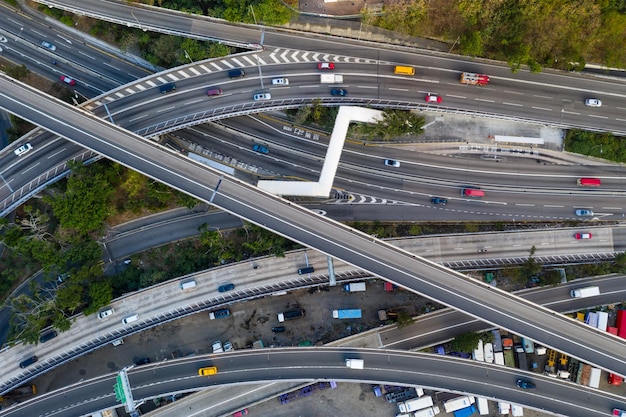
[357,109,425,141]
[5,64,30,80]
[451,331,481,353]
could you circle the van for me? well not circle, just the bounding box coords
[122,314,139,324]
[112,339,124,346]
[180,280,197,290]
[394,65,415,76]
[159,82,176,94]
[19,355,38,368]
[462,188,485,198]
[298,266,315,275]
[39,330,58,343]
[228,69,245,79]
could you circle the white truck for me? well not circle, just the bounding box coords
[343,282,366,292]
[398,396,434,413]
[320,74,344,83]
[443,396,475,413]
[476,398,489,415]
[570,286,600,298]
[345,359,364,369]
[413,406,441,417]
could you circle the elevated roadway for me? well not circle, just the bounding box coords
[2,347,624,417]
[1,75,626,382]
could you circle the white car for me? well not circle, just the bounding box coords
[97,308,114,320]
[253,92,271,101]
[41,41,56,51]
[223,341,234,352]
[384,159,400,167]
[271,78,289,85]
[212,340,224,353]
[584,98,602,107]
[14,143,33,156]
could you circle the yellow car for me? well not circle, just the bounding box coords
[198,366,218,376]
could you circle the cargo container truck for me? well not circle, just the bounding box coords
[345,359,364,369]
[570,286,600,298]
[343,282,366,292]
[460,72,489,86]
[476,398,489,415]
[444,396,475,413]
[277,309,305,322]
[320,74,344,83]
[414,406,441,417]
[454,405,477,417]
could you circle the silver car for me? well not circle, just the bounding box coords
[253,92,271,101]
[584,98,602,107]
[575,209,594,216]
[41,41,56,51]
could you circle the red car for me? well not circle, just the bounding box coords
[317,62,335,70]
[233,409,249,417]
[425,94,442,103]
[60,75,76,86]
[575,233,592,239]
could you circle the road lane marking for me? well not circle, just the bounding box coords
[589,114,609,119]
[515,203,535,207]
[157,106,175,113]
[504,90,524,95]
[129,114,147,122]
[503,102,523,107]
[544,205,564,208]
[562,110,580,115]
[389,88,409,92]
[533,95,553,99]
[447,94,466,99]
[532,106,551,111]
[475,98,495,103]
[47,148,68,159]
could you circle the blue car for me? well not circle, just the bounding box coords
[575,209,593,216]
[516,379,536,389]
[431,197,447,205]
[252,143,269,154]
[330,88,347,96]
[218,283,235,292]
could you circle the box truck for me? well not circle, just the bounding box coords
[570,286,600,298]
[345,359,364,369]
[320,74,344,83]
[343,282,366,292]
[398,396,434,413]
[444,396,475,413]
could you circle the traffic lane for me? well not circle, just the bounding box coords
[2,79,626,377]
[131,348,621,417]
[211,173,626,374]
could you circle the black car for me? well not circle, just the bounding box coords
[516,379,536,389]
[19,355,38,369]
[134,357,151,366]
[39,330,58,343]
[330,88,347,96]
[431,197,448,205]
[272,326,286,333]
[218,283,235,293]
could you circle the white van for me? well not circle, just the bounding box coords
[122,314,139,325]
[180,279,197,290]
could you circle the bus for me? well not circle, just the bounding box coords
[577,178,601,187]
[462,188,485,198]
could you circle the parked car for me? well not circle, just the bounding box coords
[271,326,286,333]
[575,233,592,239]
[198,366,218,376]
[218,283,235,292]
[253,92,271,101]
[252,143,269,154]
[212,340,223,353]
[516,379,536,389]
[209,309,230,319]
[425,94,442,103]
[384,159,400,167]
[134,357,151,366]
[223,341,234,352]
[60,75,76,86]
[584,98,602,107]
[575,209,594,216]
[317,62,335,70]
[14,143,33,156]
[233,409,249,417]
[330,88,347,96]
[431,197,448,205]
[41,40,56,51]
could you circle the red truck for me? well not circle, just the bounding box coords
[460,72,490,86]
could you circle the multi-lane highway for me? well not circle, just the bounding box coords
[2,74,626,381]
[3,347,625,417]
